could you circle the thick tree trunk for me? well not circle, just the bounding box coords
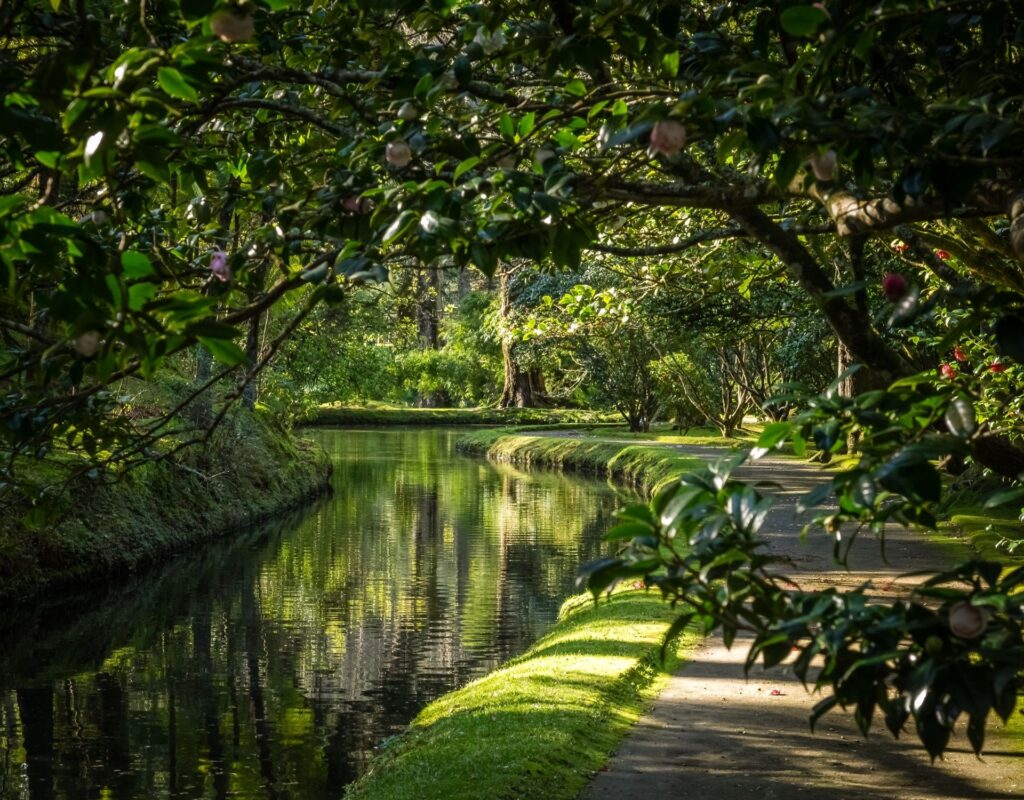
[498,267,542,408]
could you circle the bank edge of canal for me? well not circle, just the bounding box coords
[0,413,331,605]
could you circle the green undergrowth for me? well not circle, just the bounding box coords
[0,411,331,603]
[346,591,697,800]
[455,429,714,495]
[943,506,1023,562]
[306,403,617,427]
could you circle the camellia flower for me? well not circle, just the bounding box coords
[385,141,412,168]
[210,8,255,43]
[935,249,951,260]
[647,120,686,157]
[939,363,957,380]
[948,601,988,639]
[809,149,837,182]
[73,330,101,357]
[953,346,968,362]
[890,240,909,253]
[210,249,230,282]
[397,102,420,121]
[990,362,1007,373]
[881,272,908,300]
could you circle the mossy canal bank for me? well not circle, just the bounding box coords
[454,428,723,495]
[0,412,332,604]
[345,592,698,800]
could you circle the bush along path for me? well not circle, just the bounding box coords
[584,451,1022,800]
[460,431,1022,799]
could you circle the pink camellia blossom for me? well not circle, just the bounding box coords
[953,346,968,362]
[881,272,908,301]
[809,149,837,182]
[210,8,255,43]
[385,140,412,168]
[948,601,988,639]
[935,249,951,260]
[647,120,686,157]
[990,362,1007,373]
[939,363,957,380]
[210,249,230,282]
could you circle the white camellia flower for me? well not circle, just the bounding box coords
[73,331,101,357]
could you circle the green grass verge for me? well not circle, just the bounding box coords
[454,428,719,495]
[306,403,618,427]
[942,505,1023,561]
[345,591,697,800]
[0,411,331,603]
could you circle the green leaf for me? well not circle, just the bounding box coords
[157,67,199,103]
[454,156,480,180]
[780,5,828,36]
[121,251,155,279]
[661,50,680,78]
[198,336,246,366]
[498,113,515,141]
[564,79,587,98]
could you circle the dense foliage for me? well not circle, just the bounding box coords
[2,0,1023,758]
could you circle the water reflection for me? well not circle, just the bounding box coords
[0,429,626,799]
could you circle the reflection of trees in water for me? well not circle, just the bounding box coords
[0,430,626,799]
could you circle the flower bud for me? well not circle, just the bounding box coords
[809,149,837,182]
[953,346,967,363]
[935,249,951,260]
[647,120,686,157]
[948,601,988,639]
[73,330,101,357]
[939,363,957,380]
[210,8,255,43]
[397,102,420,122]
[386,140,412,168]
[990,362,1007,373]
[210,249,231,282]
[881,272,907,301]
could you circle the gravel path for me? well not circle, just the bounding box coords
[572,443,1022,800]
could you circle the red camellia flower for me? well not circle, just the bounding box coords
[882,272,908,301]
[935,249,951,260]
[647,120,687,157]
[953,346,968,362]
[939,363,957,380]
[990,362,1007,373]
[891,240,910,253]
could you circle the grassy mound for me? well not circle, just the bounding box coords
[0,411,331,602]
[454,429,718,495]
[345,591,697,800]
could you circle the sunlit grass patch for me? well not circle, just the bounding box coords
[307,404,617,427]
[345,591,697,800]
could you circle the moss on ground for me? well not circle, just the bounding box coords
[345,591,697,800]
[307,403,617,427]
[454,429,714,495]
[0,411,331,603]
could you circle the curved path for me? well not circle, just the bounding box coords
[537,436,1024,799]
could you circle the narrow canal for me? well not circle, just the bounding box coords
[0,429,627,799]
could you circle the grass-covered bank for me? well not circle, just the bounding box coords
[455,428,719,495]
[307,403,617,427]
[0,412,331,603]
[346,591,697,800]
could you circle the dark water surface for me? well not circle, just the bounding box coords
[0,428,626,800]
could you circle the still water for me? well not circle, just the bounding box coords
[0,428,626,799]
